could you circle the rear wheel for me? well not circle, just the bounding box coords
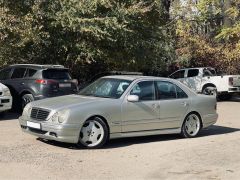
[181,113,201,138]
[202,86,217,96]
[21,94,34,110]
[78,117,109,149]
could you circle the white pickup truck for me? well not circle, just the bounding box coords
[169,67,240,100]
[0,83,12,115]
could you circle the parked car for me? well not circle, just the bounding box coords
[0,83,12,115]
[169,67,240,100]
[19,75,218,148]
[0,64,78,110]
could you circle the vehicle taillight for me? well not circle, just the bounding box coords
[229,77,233,86]
[35,79,57,85]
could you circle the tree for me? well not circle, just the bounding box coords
[172,0,240,74]
[0,0,176,80]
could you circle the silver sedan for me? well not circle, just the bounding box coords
[19,76,218,148]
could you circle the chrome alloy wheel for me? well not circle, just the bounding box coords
[79,119,105,147]
[184,114,201,136]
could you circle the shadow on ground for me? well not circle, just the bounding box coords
[0,112,20,121]
[36,125,240,150]
[218,95,240,102]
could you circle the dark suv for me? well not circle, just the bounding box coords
[0,64,78,110]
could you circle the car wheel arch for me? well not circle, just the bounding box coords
[20,90,35,97]
[202,83,216,92]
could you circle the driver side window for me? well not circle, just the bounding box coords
[130,81,155,101]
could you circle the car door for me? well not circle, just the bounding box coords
[121,80,160,132]
[184,69,201,92]
[155,81,190,129]
[7,67,27,94]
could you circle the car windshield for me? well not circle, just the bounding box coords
[79,78,132,99]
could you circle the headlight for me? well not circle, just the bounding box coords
[50,109,69,123]
[3,89,11,96]
[22,104,32,117]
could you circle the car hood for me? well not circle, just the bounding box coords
[30,95,107,110]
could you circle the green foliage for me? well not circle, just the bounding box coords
[0,0,175,80]
[173,0,240,74]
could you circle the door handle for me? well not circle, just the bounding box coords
[152,104,160,109]
[152,104,157,109]
[181,102,188,107]
[21,82,25,85]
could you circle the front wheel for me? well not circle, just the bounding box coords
[78,117,109,149]
[181,113,201,138]
[22,94,34,110]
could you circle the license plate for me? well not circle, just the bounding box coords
[27,121,41,129]
[59,83,71,88]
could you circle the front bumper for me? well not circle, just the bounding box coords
[19,116,81,144]
[0,96,12,112]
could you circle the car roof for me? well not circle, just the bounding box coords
[102,75,172,81]
[8,64,65,69]
[177,67,215,71]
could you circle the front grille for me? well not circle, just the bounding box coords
[30,108,50,121]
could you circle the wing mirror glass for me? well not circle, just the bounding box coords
[127,95,139,102]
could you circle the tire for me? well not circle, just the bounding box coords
[78,117,109,149]
[181,113,201,138]
[21,94,34,110]
[202,86,217,96]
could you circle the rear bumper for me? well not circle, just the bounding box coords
[18,116,81,144]
[0,96,12,112]
[202,113,218,128]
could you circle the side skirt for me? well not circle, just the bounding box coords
[110,128,181,139]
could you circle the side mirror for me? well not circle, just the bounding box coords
[127,95,139,102]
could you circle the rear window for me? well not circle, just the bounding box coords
[42,69,71,80]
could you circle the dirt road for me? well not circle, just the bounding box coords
[0,100,240,180]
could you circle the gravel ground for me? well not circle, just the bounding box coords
[0,98,240,180]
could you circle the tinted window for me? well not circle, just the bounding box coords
[169,70,185,79]
[156,81,177,100]
[26,69,37,77]
[187,69,199,77]
[0,68,11,80]
[43,69,71,80]
[156,81,188,99]
[11,68,26,79]
[130,81,155,101]
[176,85,188,98]
[79,78,131,99]
[203,68,216,76]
